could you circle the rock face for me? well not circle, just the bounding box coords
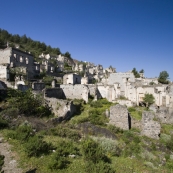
[141,111,161,139]
[45,98,76,120]
[109,104,130,130]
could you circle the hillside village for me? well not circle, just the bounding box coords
[0,35,173,172]
[0,45,173,139]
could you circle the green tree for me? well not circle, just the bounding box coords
[158,71,169,84]
[139,69,144,73]
[143,93,155,107]
[64,52,71,58]
[132,68,140,78]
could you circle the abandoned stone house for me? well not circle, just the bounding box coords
[63,73,81,85]
[0,47,40,80]
[0,47,172,109]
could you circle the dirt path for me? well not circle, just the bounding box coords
[0,134,23,173]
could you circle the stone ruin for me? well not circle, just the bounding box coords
[141,111,161,139]
[109,104,131,130]
[45,97,76,121]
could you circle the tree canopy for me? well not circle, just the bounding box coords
[143,93,155,108]
[132,68,140,78]
[0,28,62,58]
[158,71,169,84]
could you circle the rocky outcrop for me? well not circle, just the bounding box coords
[45,97,76,120]
[141,111,161,139]
[109,104,130,130]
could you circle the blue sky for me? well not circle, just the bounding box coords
[0,0,173,80]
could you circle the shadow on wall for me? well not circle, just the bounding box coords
[128,113,131,129]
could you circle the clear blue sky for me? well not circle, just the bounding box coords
[0,0,173,80]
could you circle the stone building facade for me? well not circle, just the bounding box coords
[63,73,81,85]
[0,47,39,80]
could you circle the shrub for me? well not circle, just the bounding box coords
[128,107,136,112]
[7,89,51,117]
[92,136,121,157]
[0,154,5,172]
[24,135,53,157]
[0,117,8,129]
[48,140,79,170]
[7,125,33,142]
[0,107,19,118]
[85,161,115,173]
[90,101,103,108]
[42,75,54,85]
[107,124,124,134]
[88,109,108,126]
[81,138,108,163]
[166,134,173,151]
[55,140,79,156]
[160,134,171,144]
[48,154,70,170]
[122,141,141,157]
[49,127,81,141]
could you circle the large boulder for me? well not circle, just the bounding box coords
[45,98,76,120]
[109,104,130,130]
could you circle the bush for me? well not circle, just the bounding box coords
[7,89,51,117]
[0,107,19,118]
[166,135,173,151]
[90,101,103,108]
[24,135,53,157]
[107,124,124,134]
[7,125,33,142]
[48,154,70,170]
[49,127,81,141]
[92,136,121,157]
[122,141,141,157]
[0,155,5,172]
[88,109,108,126]
[85,161,115,173]
[81,138,108,163]
[48,140,79,171]
[128,107,136,112]
[0,117,8,129]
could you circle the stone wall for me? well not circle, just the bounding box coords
[18,84,29,92]
[60,84,89,102]
[0,65,8,79]
[116,99,134,107]
[81,77,88,84]
[0,48,11,64]
[32,82,45,91]
[141,111,161,139]
[109,104,130,130]
[44,88,65,99]
[63,74,81,84]
[87,84,97,96]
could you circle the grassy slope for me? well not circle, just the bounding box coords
[1,99,173,172]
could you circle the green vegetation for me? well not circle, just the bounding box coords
[0,116,8,129]
[132,68,144,78]
[143,93,155,108]
[158,70,169,84]
[6,88,51,117]
[128,107,142,120]
[71,98,113,125]
[0,28,62,58]
[42,75,54,86]
[0,154,5,172]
